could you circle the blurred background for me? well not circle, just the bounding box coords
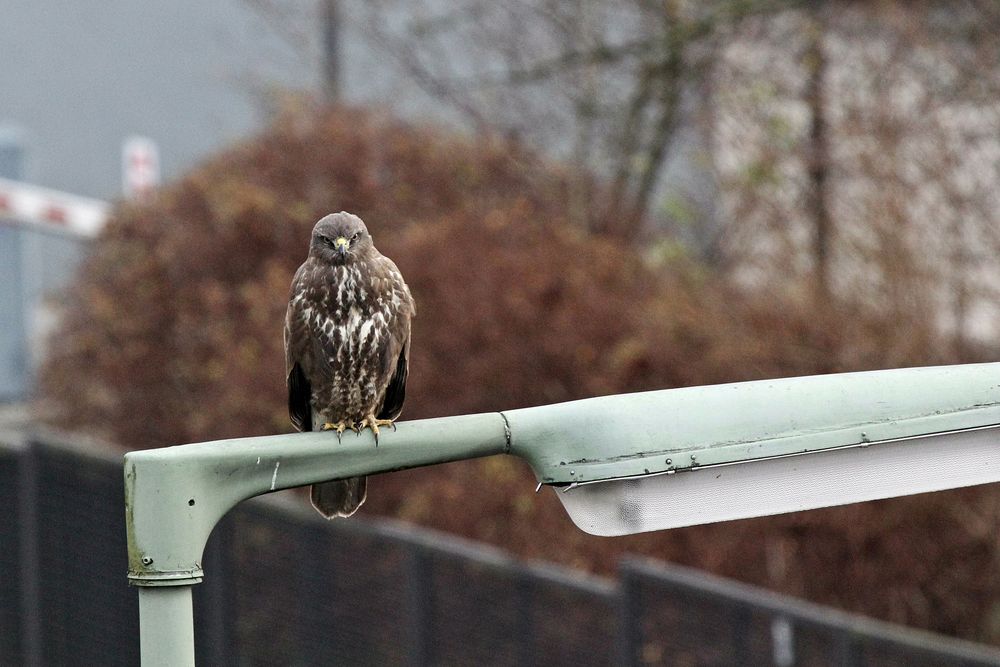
[3,0,1000,664]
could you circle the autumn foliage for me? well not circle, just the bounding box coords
[39,106,1000,645]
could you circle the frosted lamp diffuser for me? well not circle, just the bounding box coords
[555,427,1000,536]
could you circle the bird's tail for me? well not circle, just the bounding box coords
[310,476,367,519]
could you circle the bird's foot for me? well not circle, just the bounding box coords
[321,420,350,442]
[357,415,396,446]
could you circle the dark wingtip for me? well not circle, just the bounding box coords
[376,350,408,421]
[288,363,312,432]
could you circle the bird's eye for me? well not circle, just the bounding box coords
[322,236,335,247]
[351,232,360,241]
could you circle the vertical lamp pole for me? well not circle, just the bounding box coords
[138,587,197,666]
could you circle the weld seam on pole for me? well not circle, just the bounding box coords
[499,411,512,454]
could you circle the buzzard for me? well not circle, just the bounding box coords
[284,212,415,518]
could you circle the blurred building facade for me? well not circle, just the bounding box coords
[714,5,1000,343]
[0,167,106,400]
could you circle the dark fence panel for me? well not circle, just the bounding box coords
[225,504,416,666]
[0,441,24,664]
[1,437,1000,667]
[424,548,531,664]
[526,564,619,666]
[218,505,619,666]
[621,558,1000,667]
[30,438,139,666]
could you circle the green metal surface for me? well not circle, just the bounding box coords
[125,362,1000,664]
[507,362,1000,485]
[127,362,1000,588]
[138,587,195,667]
[125,412,508,586]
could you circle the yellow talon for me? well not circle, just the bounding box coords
[357,415,395,445]
[321,421,349,441]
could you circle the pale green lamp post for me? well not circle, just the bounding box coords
[126,363,1000,665]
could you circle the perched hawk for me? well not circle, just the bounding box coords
[284,212,415,518]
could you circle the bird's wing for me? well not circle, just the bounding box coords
[285,265,314,432]
[287,361,312,432]
[375,256,415,422]
[377,335,409,421]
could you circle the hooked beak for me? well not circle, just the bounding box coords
[334,237,349,256]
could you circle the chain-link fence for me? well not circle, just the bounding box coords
[2,434,999,666]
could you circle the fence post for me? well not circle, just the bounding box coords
[515,571,535,666]
[405,544,433,666]
[836,629,860,667]
[617,565,641,666]
[16,441,42,667]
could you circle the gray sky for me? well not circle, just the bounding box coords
[0,0,320,200]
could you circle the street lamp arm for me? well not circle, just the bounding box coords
[507,362,1000,485]
[125,362,1000,666]
[125,412,508,586]
[126,362,1000,586]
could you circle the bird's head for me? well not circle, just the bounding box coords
[309,212,373,265]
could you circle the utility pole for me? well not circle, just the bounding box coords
[321,0,341,105]
[806,12,831,307]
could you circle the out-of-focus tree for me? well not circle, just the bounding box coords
[716,1,1000,344]
[38,106,595,447]
[238,1,1000,350]
[354,0,1000,349]
[357,0,798,242]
